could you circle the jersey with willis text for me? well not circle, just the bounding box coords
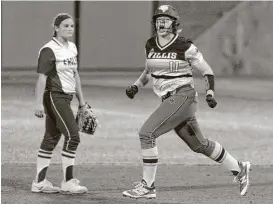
[37,37,78,94]
[145,34,203,97]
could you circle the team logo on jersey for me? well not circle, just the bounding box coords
[148,51,177,59]
[159,5,169,12]
[63,56,77,66]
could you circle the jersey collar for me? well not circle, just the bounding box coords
[156,34,178,51]
[52,37,69,48]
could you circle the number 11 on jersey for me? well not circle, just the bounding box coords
[169,60,179,72]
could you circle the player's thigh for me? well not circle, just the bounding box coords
[40,116,62,151]
[174,116,208,151]
[140,89,196,138]
[49,92,79,137]
[43,91,62,139]
[44,115,61,140]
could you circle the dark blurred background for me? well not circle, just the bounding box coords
[2,1,273,77]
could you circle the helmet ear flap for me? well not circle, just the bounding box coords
[171,20,180,33]
[151,20,157,32]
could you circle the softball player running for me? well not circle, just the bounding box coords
[123,5,251,199]
[32,13,88,194]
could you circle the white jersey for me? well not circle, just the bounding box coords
[37,37,78,94]
[145,34,203,97]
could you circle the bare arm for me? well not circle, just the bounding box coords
[133,69,150,88]
[34,74,47,117]
[125,50,150,99]
[126,66,150,99]
[75,70,86,107]
[35,74,47,105]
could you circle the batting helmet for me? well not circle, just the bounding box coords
[152,5,180,33]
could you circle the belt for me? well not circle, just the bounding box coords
[45,90,74,97]
[161,84,192,101]
[151,74,193,79]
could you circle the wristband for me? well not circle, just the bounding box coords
[204,74,215,92]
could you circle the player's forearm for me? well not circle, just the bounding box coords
[194,59,215,95]
[35,74,47,105]
[133,70,149,88]
[75,71,85,107]
[194,59,214,76]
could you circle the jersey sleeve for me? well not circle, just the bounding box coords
[184,43,204,66]
[37,47,56,76]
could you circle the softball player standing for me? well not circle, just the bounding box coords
[32,13,88,195]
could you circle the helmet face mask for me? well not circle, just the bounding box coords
[155,16,174,36]
[152,5,180,36]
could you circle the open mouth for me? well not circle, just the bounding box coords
[158,28,169,33]
[159,25,165,29]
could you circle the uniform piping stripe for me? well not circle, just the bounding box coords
[38,153,52,158]
[61,153,75,159]
[38,155,52,159]
[39,148,52,153]
[39,150,52,155]
[215,146,223,160]
[62,149,76,155]
[39,149,53,154]
[49,92,71,151]
[61,150,75,157]
[143,158,158,163]
[215,148,226,162]
[219,151,227,163]
[151,96,188,138]
[38,152,53,158]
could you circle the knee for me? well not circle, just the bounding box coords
[64,133,80,151]
[139,131,156,149]
[191,139,215,157]
[41,133,61,151]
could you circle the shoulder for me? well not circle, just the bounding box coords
[38,47,55,59]
[38,41,56,60]
[38,40,58,55]
[177,36,193,44]
[145,36,156,48]
[175,36,194,50]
